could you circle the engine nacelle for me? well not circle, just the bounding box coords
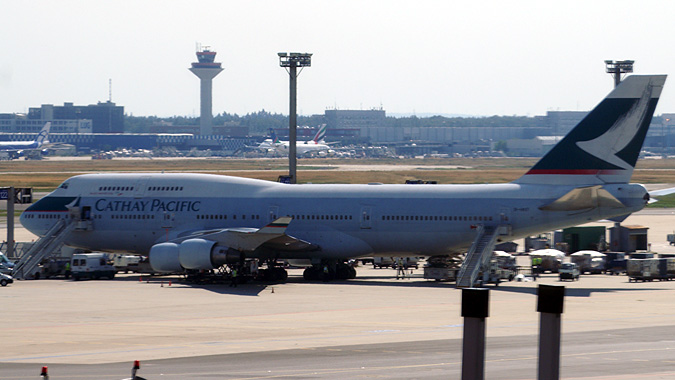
[178,239,217,270]
[149,242,182,273]
[178,238,243,270]
[150,239,243,272]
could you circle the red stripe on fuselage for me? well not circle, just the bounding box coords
[524,169,621,175]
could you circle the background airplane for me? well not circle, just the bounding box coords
[0,122,51,159]
[19,76,666,284]
[257,125,332,156]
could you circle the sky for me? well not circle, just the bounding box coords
[1,1,674,118]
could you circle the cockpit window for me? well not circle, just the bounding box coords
[59,182,69,190]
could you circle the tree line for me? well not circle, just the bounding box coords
[125,110,542,135]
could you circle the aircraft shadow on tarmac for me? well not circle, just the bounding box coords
[489,285,668,297]
[111,275,269,296]
[108,274,670,297]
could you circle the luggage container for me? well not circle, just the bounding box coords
[607,259,627,275]
[628,258,670,282]
[423,266,459,282]
[630,252,654,259]
[570,251,606,274]
[667,258,675,277]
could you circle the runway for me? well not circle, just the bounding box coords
[2,265,675,379]
[3,326,675,379]
[2,191,675,378]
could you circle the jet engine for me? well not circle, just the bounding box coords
[149,238,242,272]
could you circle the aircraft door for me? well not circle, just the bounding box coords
[161,212,175,229]
[80,206,91,221]
[134,176,150,198]
[268,206,279,222]
[499,207,511,224]
[360,206,372,229]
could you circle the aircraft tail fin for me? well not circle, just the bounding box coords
[313,124,327,144]
[515,75,666,186]
[270,129,280,144]
[36,122,50,146]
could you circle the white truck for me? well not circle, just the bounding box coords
[113,255,142,273]
[71,253,116,280]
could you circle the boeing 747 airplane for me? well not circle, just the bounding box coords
[20,76,666,282]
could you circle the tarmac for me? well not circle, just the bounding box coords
[1,207,675,378]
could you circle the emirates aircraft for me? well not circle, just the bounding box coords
[20,76,666,281]
[258,125,332,156]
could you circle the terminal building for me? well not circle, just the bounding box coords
[27,102,124,133]
[1,102,673,156]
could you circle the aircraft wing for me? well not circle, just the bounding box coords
[648,186,675,204]
[172,217,318,252]
[539,185,625,211]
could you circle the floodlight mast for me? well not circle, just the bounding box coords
[605,60,634,88]
[279,52,312,184]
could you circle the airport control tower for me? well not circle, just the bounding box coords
[189,45,223,135]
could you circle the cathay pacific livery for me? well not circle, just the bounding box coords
[20,76,666,282]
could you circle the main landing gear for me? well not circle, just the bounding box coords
[258,261,288,282]
[303,260,357,281]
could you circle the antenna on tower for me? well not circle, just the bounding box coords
[108,79,112,102]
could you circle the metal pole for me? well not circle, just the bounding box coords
[289,64,298,184]
[7,187,14,259]
[613,68,621,88]
[537,284,565,380]
[461,288,489,380]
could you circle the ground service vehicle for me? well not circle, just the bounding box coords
[0,253,14,274]
[570,251,606,274]
[0,273,13,286]
[113,255,142,273]
[627,258,675,282]
[423,266,459,282]
[559,262,580,281]
[71,253,116,280]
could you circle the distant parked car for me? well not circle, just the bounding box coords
[0,273,14,286]
[559,262,580,281]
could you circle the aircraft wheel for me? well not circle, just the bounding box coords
[304,266,323,281]
[0,279,7,286]
[348,266,357,279]
[335,264,351,280]
[275,268,288,283]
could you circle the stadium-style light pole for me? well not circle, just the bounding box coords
[605,60,634,88]
[278,52,312,184]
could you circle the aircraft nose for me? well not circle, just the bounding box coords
[19,209,32,231]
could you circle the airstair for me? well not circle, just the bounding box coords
[456,225,500,288]
[12,218,78,280]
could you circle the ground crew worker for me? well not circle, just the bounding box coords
[396,258,406,279]
[323,264,330,282]
[64,261,71,279]
[230,267,238,287]
[250,260,259,280]
[531,256,542,279]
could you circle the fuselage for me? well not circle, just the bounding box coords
[20,173,649,260]
[0,141,41,150]
[259,139,330,156]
